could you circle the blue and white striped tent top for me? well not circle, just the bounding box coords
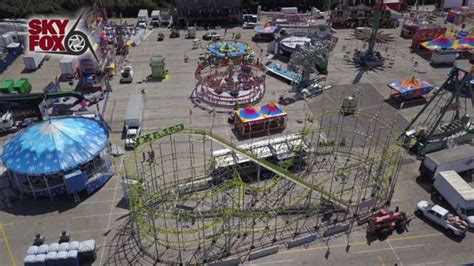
[2,117,108,175]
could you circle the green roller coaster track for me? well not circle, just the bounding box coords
[125,109,404,257]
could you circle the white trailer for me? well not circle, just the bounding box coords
[59,56,79,78]
[419,144,474,179]
[22,52,46,70]
[151,10,161,27]
[138,9,149,23]
[159,10,172,26]
[434,171,474,228]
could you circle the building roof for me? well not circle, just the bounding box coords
[439,171,474,201]
[425,145,474,166]
[213,134,305,168]
[2,117,108,175]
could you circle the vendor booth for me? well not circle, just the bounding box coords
[2,117,113,199]
[233,103,287,137]
[253,23,278,42]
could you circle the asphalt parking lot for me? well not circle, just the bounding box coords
[1,20,474,265]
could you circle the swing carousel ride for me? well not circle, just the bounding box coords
[192,40,266,111]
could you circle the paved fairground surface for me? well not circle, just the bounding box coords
[1,15,474,265]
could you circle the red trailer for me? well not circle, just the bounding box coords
[410,25,447,50]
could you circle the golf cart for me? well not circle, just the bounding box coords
[203,31,220,41]
[120,65,134,83]
[157,33,164,41]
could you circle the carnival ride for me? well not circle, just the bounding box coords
[206,41,253,59]
[232,103,287,137]
[278,36,312,54]
[265,62,302,84]
[193,41,265,110]
[329,3,399,29]
[388,76,434,102]
[124,107,404,264]
[402,67,474,156]
[2,117,113,199]
[352,4,386,69]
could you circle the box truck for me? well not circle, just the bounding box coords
[124,94,145,149]
[137,9,149,28]
[419,144,474,179]
[151,10,160,27]
[434,171,474,228]
[23,52,46,71]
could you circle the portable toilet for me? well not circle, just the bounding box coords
[13,78,32,94]
[149,55,167,80]
[0,80,15,94]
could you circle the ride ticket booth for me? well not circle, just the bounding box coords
[233,103,287,137]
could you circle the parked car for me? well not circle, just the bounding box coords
[416,200,468,236]
[157,33,164,41]
[120,65,134,83]
[203,31,220,41]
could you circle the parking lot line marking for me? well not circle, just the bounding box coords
[0,224,16,266]
[99,164,122,265]
[80,199,116,205]
[387,240,402,266]
[100,187,118,191]
[143,30,153,40]
[249,259,294,265]
[70,228,110,234]
[279,233,442,255]
[388,233,442,242]
[0,223,14,226]
[410,261,444,266]
[418,261,444,265]
[353,244,426,254]
[71,212,128,219]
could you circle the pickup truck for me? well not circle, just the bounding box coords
[416,200,468,236]
[125,127,141,149]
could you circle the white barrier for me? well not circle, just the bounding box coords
[248,245,279,261]
[287,234,317,249]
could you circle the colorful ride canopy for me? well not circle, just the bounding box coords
[2,117,108,175]
[207,41,249,58]
[260,103,286,117]
[254,23,278,34]
[420,36,454,50]
[388,76,434,99]
[236,106,264,122]
[454,36,474,50]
